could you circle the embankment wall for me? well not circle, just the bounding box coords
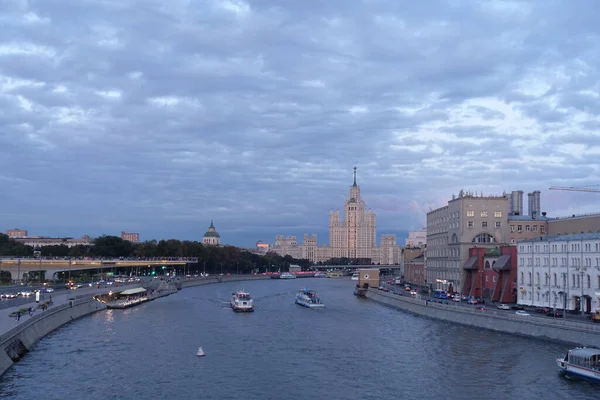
[365,289,600,347]
[0,297,106,377]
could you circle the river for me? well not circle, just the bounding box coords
[0,278,597,399]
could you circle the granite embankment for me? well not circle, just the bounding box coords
[365,288,600,347]
[0,275,270,377]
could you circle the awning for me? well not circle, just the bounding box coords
[463,256,478,270]
[119,287,147,296]
[492,255,511,272]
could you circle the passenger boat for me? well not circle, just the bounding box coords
[280,272,296,279]
[556,347,600,382]
[231,290,254,312]
[351,272,359,281]
[326,272,342,278]
[295,288,325,308]
[313,272,327,278]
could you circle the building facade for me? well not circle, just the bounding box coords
[270,168,399,264]
[405,229,426,247]
[202,221,221,246]
[6,229,28,238]
[426,190,510,293]
[13,237,91,247]
[508,214,548,245]
[462,246,518,303]
[121,231,140,242]
[403,250,426,288]
[517,233,600,313]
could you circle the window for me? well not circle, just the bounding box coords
[466,210,474,217]
[533,225,538,232]
[518,225,523,232]
[494,211,502,217]
[526,225,531,232]
[588,274,591,289]
[520,272,524,284]
[472,233,495,243]
[536,272,540,285]
[510,225,515,232]
[495,221,501,228]
[553,273,557,286]
[482,221,488,228]
[481,211,488,217]
[467,221,474,228]
[541,225,545,233]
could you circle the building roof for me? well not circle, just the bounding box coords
[203,220,220,238]
[569,347,600,358]
[518,232,600,243]
[119,287,147,296]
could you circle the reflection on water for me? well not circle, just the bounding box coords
[1,278,598,400]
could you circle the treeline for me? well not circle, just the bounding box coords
[0,234,310,274]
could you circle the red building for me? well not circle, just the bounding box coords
[121,231,140,242]
[404,253,426,288]
[462,245,517,303]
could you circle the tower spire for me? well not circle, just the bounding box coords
[353,166,357,187]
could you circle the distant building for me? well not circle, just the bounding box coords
[6,228,28,238]
[404,251,426,288]
[256,241,269,253]
[271,167,399,264]
[202,220,221,246]
[121,231,140,242]
[405,229,426,247]
[13,237,91,248]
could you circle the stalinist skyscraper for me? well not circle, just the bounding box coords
[328,167,377,260]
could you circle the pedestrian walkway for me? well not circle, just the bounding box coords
[0,284,138,339]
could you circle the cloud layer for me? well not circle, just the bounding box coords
[2,0,600,246]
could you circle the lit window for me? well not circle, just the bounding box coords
[467,210,474,217]
[494,212,502,217]
[481,211,488,217]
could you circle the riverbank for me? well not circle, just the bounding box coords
[365,288,600,347]
[0,274,270,377]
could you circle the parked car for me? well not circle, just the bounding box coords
[511,305,525,311]
[453,296,461,302]
[497,304,510,310]
[515,310,530,317]
[546,311,564,318]
[476,306,488,311]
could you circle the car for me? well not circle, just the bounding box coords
[476,306,488,311]
[378,286,384,290]
[497,304,510,310]
[511,305,525,311]
[515,310,530,316]
[546,311,564,318]
[453,296,461,302]
[410,290,417,295]
[468,298,479,305]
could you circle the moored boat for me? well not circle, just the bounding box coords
[556,347,600,382]
[314,272,327,278]
[280,272,296,279]
[231,290,254,312]
[351,272,359,281]
[295,288,325,308]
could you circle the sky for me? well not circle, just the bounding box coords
[1,0,600,248]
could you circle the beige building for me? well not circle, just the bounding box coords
[202,221,221,246]
[6,228,28,238]
[508,215,548,244]
[121,231,140,242]
[548,213,600,235]
[426,190,510,292]
[271,168,399,264]
[14,236,91,247]
[405,229,426,247]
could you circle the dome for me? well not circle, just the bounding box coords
[203,220,220,238]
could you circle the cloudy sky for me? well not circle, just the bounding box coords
[1,0,600,247]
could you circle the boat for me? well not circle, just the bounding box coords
[351,272,359,281]
[197,347,205,357]
[313,272,327,278]
[280,272,296,279]
[326,272,342,278]
[100,282,178,309]
[231,290,254,312]
[295,288,325,308]
[556,347,600,382]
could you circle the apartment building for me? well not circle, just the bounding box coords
[121,231,140,243]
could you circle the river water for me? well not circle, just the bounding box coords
[0,278,597,399]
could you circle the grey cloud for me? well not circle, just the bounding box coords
[2,0,600,246]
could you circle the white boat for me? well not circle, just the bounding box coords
[231,290,254,312]
[351,272,359,281]
[556,347,600,382]
[280,272,296,279]
[295,288,325,308]
[314,272,327,278]
[197,347,205,357]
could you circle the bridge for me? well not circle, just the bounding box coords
[311,265,401,271]
[0,257,199,282]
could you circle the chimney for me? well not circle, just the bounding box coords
[542,212,547,216]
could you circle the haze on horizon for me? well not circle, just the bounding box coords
[1,0,599,248]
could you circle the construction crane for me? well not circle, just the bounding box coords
[549,186,600,193]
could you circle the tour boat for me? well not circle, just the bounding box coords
[295,288,325,308]
[314,272,327,278]
[197,347,205,357]
[231,290,254,312]
[351,272,359,281]
[280,272,296,279]
[556,347,600,382]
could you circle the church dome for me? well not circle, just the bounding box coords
[203,220,220,238]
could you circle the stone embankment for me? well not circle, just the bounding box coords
[365,288,600,347]
[0,275,270,377]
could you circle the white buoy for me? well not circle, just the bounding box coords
[197,347,205,357]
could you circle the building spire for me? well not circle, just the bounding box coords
[353,166,357,187]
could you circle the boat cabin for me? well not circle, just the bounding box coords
[566,348,600,370]
[234,291,251,299]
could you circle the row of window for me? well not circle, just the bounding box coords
[520,271,600,289]
[519,257,600,267]
[466,211,503,218]
[520,242,600,253]
[510,224,546,233]
[467,221,502,228]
